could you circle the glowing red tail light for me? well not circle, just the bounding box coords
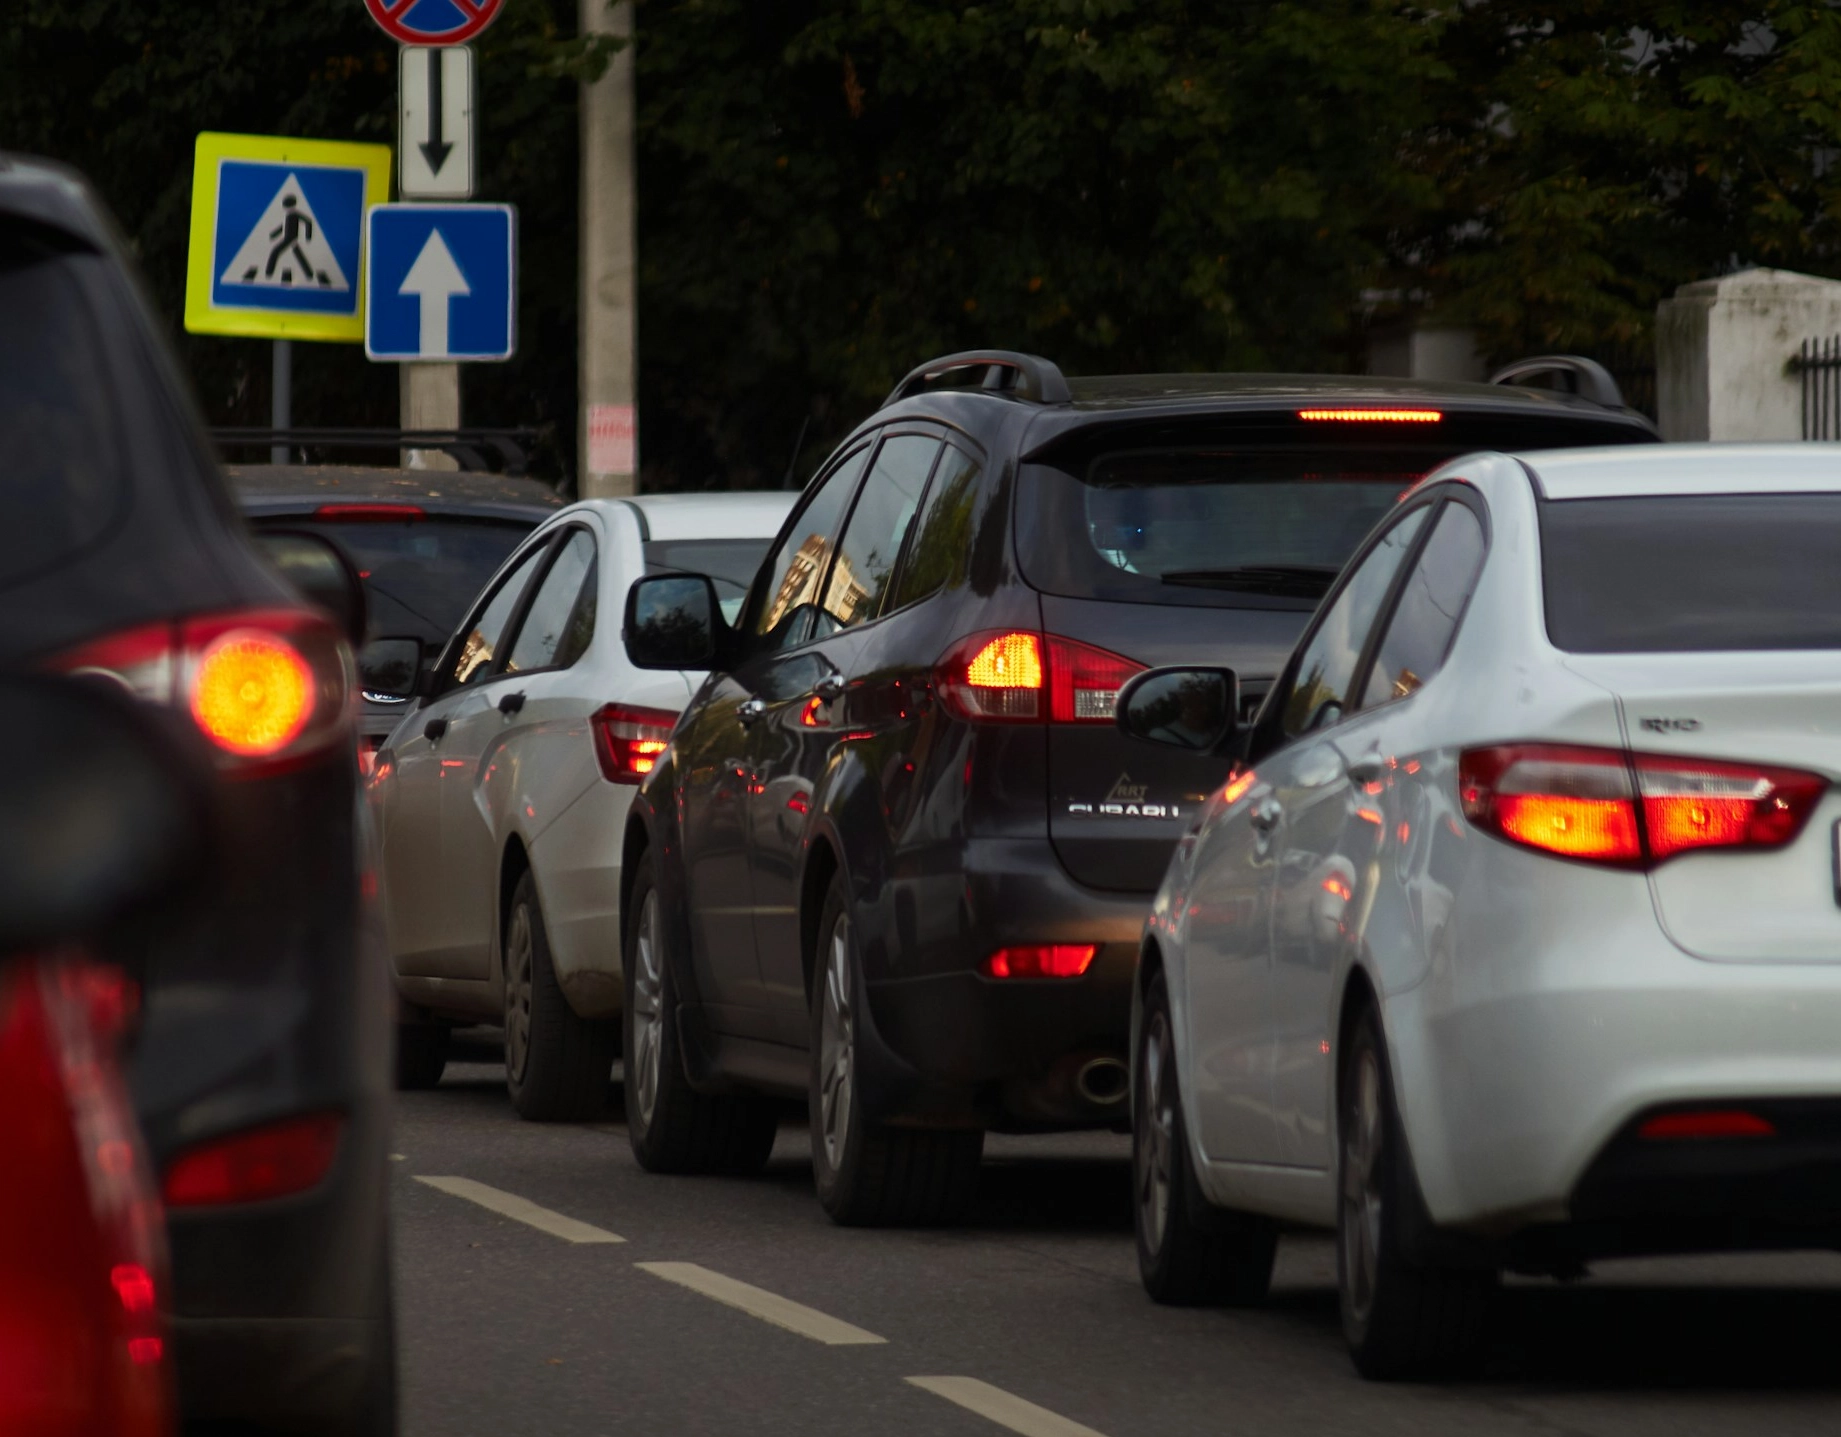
[980,944,1099,979]
[1638,1109,1776,1140]
[592,702,676,783]
[935,630,1144,724]
[313,503,426,521]
[1460,744,1824,867]
[1297,408,1442,423]
[52,608,352,774]
[162,1113,345,1208]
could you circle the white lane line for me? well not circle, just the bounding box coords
[635,1261,885,1346]
[906,1377,1109,1437]
[414,1176,625,1244]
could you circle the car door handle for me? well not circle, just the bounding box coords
[812,673,846,702]
[497,690,526,717]
[423,717,448,743]
[1345,751,1385,785]
[738,698,767,727]
[1250,797,1283,833]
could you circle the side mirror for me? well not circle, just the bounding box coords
[1116,666,1239,754]
[624,573,727,671]
[255,530,369,648]
[358,636,424,702]
[0,677,212,953]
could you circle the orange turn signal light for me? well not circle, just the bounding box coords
[190,630,314,756]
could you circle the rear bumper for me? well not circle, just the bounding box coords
[863,838,1150,1129]
[172,1315,383,1430]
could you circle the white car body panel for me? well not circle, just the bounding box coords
[376,491,794,1023]
[1147,444,1841,1237]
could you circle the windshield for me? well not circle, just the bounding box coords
[0,232,125,588]
[272,516,533,644]
[1542,493,1841,652]
[645,537,772,624]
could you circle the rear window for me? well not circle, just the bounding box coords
[272,516,530,644]
[0,231,124,587]
[645,537,772,623]
[1542,494,1841,652]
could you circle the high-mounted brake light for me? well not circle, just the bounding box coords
[1460,744,1825,867]
[935,630,1144,724]
[162,1112,344,1207]
[1298,408,1442,423]
[54,608,352,773]
[313,503,426,521]
[592,703,676,783]
[981,944,1098,979]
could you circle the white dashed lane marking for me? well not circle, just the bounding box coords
[906,1377,1109,1437]
[636,1261,886,1346]
[414,1176,625,1244]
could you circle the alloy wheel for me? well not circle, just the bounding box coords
[632,889,664,1131]
[504,903,534,1084]
[817,914,855,1170]
[1341,1046,1384,1325]
[1136,1011,1174,1256]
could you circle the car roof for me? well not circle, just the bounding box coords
[0,153,112,250]
[570,491,796,541]
[226,464,563,522]
[1519,444,1841,501]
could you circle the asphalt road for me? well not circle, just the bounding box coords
[394,1042,1841,1437]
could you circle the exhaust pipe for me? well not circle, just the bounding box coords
[1075,1056,1129,1106]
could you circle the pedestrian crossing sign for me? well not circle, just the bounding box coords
[184,132,392,342]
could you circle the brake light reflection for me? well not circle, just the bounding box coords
[980,944,1098,979]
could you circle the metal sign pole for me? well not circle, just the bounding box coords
[271,338,291,464]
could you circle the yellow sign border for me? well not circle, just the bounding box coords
[184,132,393,343]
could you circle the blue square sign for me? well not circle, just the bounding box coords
[365,203,516,361]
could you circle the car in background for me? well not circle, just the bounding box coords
[1122,444,1841,1377]
[3,155,393,1431]
[615,349,1659,1226]
[367,492,794,1118]
[229,464,562,767]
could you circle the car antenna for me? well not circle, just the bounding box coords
[782,412,811,490]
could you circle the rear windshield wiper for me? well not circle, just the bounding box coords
[1159,565,1340,597]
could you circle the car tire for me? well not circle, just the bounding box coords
[809,873,982,1226]
[1134,968,1277,1305]
[1339,1001,1494,1379]
[503,869,619,1122]
[623,849,778,1174]
[394,1021,449,1090]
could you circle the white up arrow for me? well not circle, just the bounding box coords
[399,228,470,357]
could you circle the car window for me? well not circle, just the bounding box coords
[750,444,870,653]
[508,529,597,674]
[888,445,980,612]
[819,434,942,631]
[1279,505,1430,739]
[1360,500,1485,708]
[450,541,549,687]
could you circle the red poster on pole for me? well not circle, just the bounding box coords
[363,0,502,46]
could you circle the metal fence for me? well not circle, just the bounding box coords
[211,425,553,476]
[1793,336,1841,440]
[1584,341,1656,421]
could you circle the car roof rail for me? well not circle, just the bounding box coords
[1487,354,1626,410]
[883,350,1072,408]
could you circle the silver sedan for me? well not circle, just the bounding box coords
[1119,444,1841,1378]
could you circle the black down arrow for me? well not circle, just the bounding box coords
[420,49,453,174]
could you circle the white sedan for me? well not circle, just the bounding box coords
[1118,444,1841,1377]
[370,492,793,1118]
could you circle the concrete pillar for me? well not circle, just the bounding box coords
[400,362,460,471]
[1656,268,1841,441]
[1367,323,1485,383]
[579,0,638,498]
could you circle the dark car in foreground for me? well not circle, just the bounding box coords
[3,154,393,1430]
[614,349,1660,1226]
[229,464,561,764]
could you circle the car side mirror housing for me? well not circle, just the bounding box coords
[624,573,728,671]
[358,636,424,702]
[1116,666,1239,754]
[255,529,369,648]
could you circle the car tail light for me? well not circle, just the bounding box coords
[1460,743,1825,868]
[1638,1109,1776,1140]
[592,703,676,783]
[162,1112,344,1208]
[935,630,1144,724]
[980,944,1098,979]
[53,608,352,775]
[1297,408,1442,423]
[314,503,426,521]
